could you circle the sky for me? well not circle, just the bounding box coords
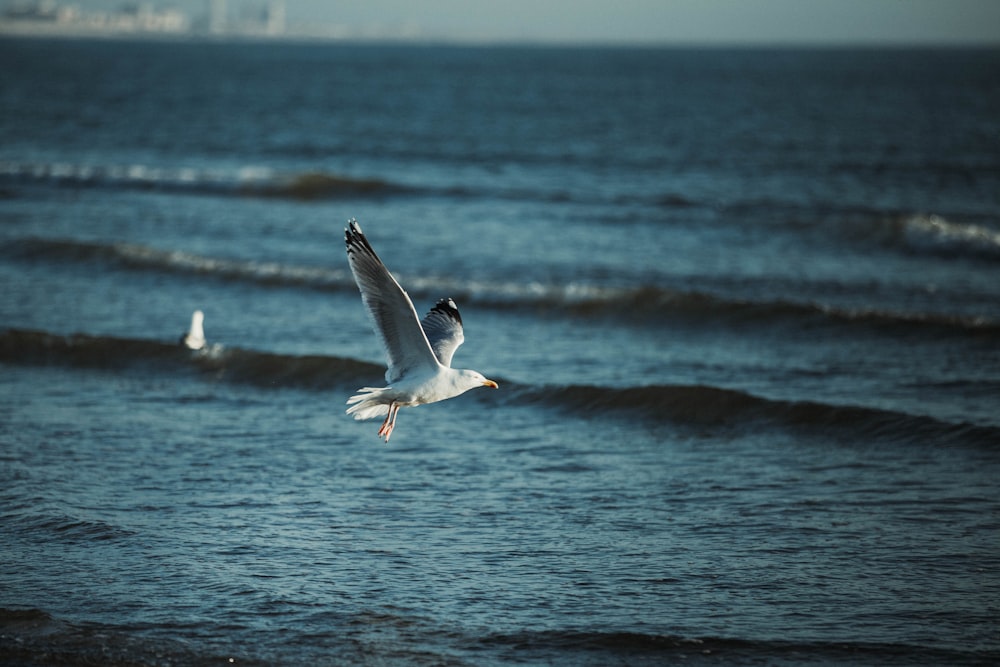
[11,0,1000,45]
[292,0,1000,45]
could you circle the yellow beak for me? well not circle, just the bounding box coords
[483,380,499,389]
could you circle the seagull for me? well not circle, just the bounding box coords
[181,310,206,350]
[344,219,498,442]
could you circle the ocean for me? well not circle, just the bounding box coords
[1,37,998,666]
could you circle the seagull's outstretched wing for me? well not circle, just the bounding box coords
[345,220,440,383]
[420,298,465,368]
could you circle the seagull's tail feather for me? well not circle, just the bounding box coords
[346,387,391,421]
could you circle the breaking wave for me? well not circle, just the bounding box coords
[0,159,878,212]
[5,237,353,290]
[0,160,414,201]
[0,328,382,390]
[3,328,996,448]
[509,382,999,448]
[0,159,706,208]
[887,214,1000,262]
[6,237,997,338]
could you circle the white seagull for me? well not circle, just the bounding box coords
[344,219,498,442]
[181,309,206,350]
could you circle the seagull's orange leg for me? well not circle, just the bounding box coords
[385,403,400,442]
[378,402,399,442]
[378,403,393,437]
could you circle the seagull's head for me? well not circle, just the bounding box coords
[459,369,499,391]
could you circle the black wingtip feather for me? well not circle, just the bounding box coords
[431,298,463,326]
[344,218,379,260]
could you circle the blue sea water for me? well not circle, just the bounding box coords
[1,38,999,665]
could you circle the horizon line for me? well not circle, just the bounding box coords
[2,21,999,50]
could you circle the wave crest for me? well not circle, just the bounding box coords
[0,328,382,389]
[7,237,997,338]
[3,328,996,446]
[6,237,352,290]
[0,160,411,201]
[247,171,410,200]
[512,382,998,447]
[894,214,1000,261]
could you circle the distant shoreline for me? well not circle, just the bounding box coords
[2,20,998,50]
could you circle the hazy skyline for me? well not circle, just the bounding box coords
[294,0,1000,45]
[6,0,1000,44]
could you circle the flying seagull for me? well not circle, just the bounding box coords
[181,310,206,350]
[344,219,498,442]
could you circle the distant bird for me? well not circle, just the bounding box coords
[181,310,206,350]
[344,219,498,443]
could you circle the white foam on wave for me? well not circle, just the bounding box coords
[902,214,1000,259]
[403,274,625,306]
[111,242,350,288]
[0,159,276,190]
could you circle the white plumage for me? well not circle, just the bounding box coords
[182,310,206,350]
[344,219,498,442]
